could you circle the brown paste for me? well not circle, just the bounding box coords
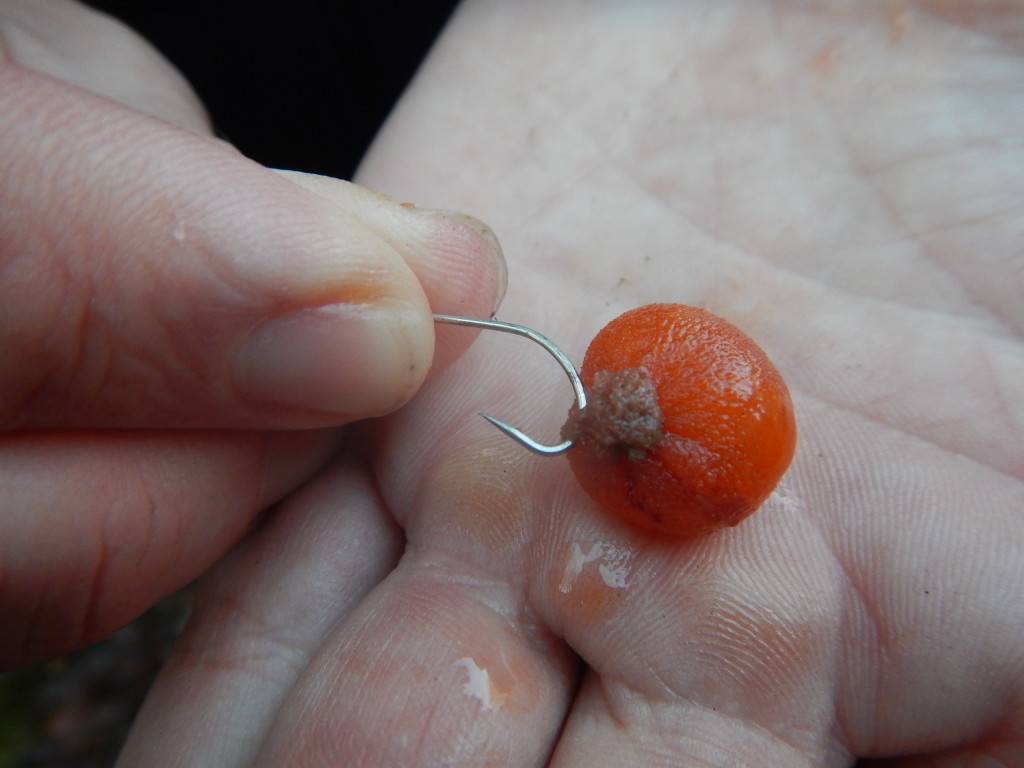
[561,367,664,462]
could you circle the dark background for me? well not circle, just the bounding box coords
[87,0,461,179]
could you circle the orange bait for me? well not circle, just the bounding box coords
[435,304,796,537]
[561,303,796,537]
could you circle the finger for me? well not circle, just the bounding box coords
[248,552,578,767]
[535,523,849,768]
[0,0,210,133]
[117,455,402,768]
[0,65,506,429]
[550,675,838,768]
[276,170,508,371]
[0,427,337,669]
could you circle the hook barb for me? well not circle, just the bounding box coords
[433,313,586,455]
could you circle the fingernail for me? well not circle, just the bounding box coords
[234,300,431,418]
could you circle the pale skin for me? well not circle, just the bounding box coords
[2,1,1022,767]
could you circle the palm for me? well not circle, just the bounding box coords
[121,3,1024,766]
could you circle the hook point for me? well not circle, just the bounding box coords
[434,314,584,455]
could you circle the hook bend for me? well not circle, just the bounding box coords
[433,313,586,455]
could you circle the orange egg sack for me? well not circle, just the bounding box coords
[562,303,796,537]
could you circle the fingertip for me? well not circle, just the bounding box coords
[275,172,508,319]
[269,173,510,381]
[411,208,508,318]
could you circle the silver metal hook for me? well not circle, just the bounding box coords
[433,313,586,455]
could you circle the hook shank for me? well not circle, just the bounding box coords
[433,314,586,455]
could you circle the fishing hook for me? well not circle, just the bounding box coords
[433,314,586,455]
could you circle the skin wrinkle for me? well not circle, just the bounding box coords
[873,166,1020,336]
[829,545,888,752]
[794,127,948,319]
[78,491,114,648]
[524,42,1001,340]
[589,672,631,733]
[914,200,1024,240]
[647,669,688,717]
[800,384,1021,485]
[309,633,449,764]
[4,101,121,424]
[972,338,1023,478]
[407,696,444,764]
[232,437,278,543]
[799,521,858,757]
[700,3,775,240]
[192,599,312,683]
[709,705,824,766]
[790,259,1007,444]
[67,270,107,425]
[703,604,790,690]
[169,623,291,685]
[792,28,1023,335]
[670,605,833,757]
[913,0,1024,49]
[591,50,732,241]
[0,244,78,429]
[252,432,283,518]
[815,453,1018,752]
[465,571,570,691]
[694,10,1021,335]
[80,453,164,649]
[167,246,263,417]
[593,676,829,767]
[109,202,237,420]
[918,232,1024,341]
[183,614,336,688]
[861,140,1020,178]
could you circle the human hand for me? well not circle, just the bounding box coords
[119,2,1023,766]
[0,1,504,670]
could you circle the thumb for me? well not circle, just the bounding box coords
[0,65,505,429]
